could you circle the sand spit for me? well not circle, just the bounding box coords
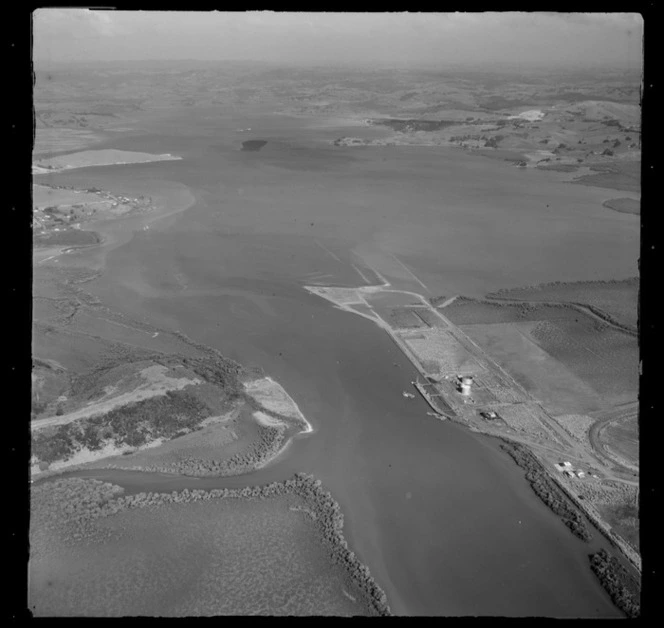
[30,474,391,616]
[253,410,285,427]
[244,377,313,433]
[602,198,640,215]
[32,149,182,174]
[41,438,166,474]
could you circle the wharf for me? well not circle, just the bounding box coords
[413,381,456,421]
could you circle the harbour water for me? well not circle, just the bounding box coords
[33,107,637,616]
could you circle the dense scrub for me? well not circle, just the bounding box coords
[66,352,242,407]
[500,440,592,541]
[32,390,211,464]
[31,474,392,616]
[179,355,243,399]
[589,549,640,618]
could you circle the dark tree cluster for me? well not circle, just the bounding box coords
[32,390,211,464]
[500,441,592,541]
[589,549,640,618]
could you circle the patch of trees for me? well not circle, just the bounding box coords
[500,440,592,541]
[373,119,455,133]
[241,140,268,152]
[180,355,243,400]
[32,423,78,464]
[484,135,504,148]
[131,420,288,478]
[589,549,640,617]
[31,390,211,464]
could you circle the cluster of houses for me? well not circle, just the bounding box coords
[33,187,152,233]
[554,461,586,479]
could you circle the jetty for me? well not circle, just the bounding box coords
[413,380,455,421]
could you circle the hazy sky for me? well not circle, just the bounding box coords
[33,11,643,70]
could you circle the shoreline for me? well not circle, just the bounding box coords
[304,280,641,578]
[33,179,197,271]
[243,376,315,434]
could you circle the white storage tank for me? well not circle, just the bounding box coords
[460,376,474,396]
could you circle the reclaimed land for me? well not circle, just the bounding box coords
[29,474,391,617]
[499,440,592,541]
[589,549,640,618]
[441,296,638,409]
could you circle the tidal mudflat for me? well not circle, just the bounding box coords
[29,475,389,616]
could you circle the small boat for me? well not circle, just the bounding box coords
[402,391,415,399]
